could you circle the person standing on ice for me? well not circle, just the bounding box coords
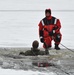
[38,8,62,51]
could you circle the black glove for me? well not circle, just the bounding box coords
[40,37,44,43]
[53,26,58,30]
[49,30,55,36]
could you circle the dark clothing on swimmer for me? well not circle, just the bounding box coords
[19,48,46,56]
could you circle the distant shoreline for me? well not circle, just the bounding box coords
[0,10,74,12]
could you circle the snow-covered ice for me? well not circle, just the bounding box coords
[0,67,57,75]
[0,0,74,48]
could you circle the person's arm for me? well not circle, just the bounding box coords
[19,50,31,56]
[38,21,44,43]
[55,19,61,33]
[38,21,44,37]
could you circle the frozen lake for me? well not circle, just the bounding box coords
[0,10,74,49]
[0,0,74,75]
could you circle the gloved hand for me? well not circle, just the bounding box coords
[53,26,58,30]
[40,37,44,43]
[49,30,55,36]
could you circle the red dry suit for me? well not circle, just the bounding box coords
[38,16,62,48]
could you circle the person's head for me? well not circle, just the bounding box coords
[45,8,51,17]
[32,40,39,49]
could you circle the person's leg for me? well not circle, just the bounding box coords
[43,36,52,55]
[43,36,52,49]
[54,33,62,50]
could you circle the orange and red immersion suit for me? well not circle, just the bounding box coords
[38,16,62,48]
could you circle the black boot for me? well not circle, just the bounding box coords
[55,44,60,50]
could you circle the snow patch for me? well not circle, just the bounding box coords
[0,67,57,75]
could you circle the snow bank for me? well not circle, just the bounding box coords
[0,68,57,75]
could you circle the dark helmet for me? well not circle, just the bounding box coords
[32,40,39,48]
[45,8,51,15]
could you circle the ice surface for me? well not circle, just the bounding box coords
[0,10,74,48]
[0,48,74,75]
[0,0,74,48]
[0,67,57,75]
[0,0,74,10]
